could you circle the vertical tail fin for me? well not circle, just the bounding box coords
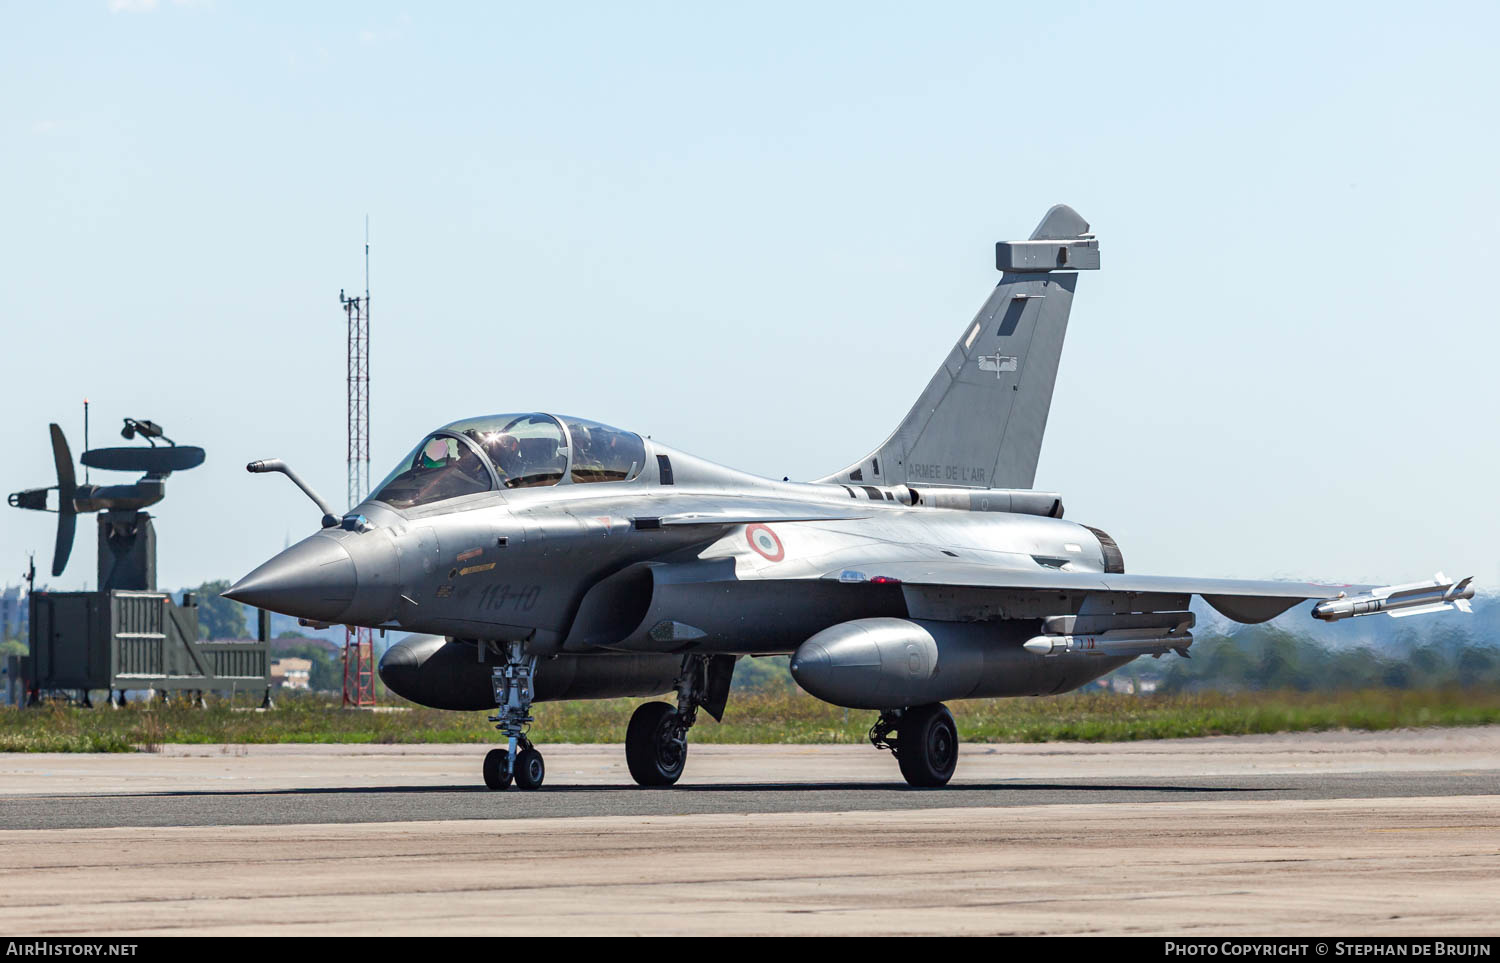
[818,204,1098,491]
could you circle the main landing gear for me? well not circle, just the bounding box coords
[483,642,545,791]
[870,702,959,788]
[625,701,686,786]
[624,653,735,787]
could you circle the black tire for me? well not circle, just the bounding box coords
[482,748,512,790]
[626,701,687,787]
[514,747,545,790]
[896,703,959,788]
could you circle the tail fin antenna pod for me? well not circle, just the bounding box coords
[818,204,1098,491]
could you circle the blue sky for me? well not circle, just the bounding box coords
[3,1,1496,591]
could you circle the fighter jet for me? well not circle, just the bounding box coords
[226,205,1475,790]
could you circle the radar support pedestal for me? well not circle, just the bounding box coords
[97,510,156,592]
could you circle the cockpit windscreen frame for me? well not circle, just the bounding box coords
[369,413,647,512]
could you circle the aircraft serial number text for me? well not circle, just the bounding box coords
[478,584,542,612]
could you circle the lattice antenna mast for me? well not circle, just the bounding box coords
[340,219,376,707]
[340,218,371,510]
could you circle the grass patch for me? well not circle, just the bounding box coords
[2,687,1499,753]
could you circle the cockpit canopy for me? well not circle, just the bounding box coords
[371,413,646,510]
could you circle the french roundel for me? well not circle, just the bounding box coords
[745,523,784,562]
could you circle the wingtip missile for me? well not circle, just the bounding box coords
[1312,574,1477,622]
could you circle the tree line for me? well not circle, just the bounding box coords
[1157,622,1498,692]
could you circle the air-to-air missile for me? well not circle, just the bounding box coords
[1312,574,1476,622]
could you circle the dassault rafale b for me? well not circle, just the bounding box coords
[227,205,1475,790]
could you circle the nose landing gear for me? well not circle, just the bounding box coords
[483,642,545,791]
[513,745,545,789]
[482,742,546,790]
[482,747,512,790]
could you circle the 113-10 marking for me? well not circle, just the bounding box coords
[478,583,542,612]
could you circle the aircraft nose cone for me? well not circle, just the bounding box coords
[224,536,356,622]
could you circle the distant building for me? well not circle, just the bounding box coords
[0,585,25,642]
[270,657,312,690]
